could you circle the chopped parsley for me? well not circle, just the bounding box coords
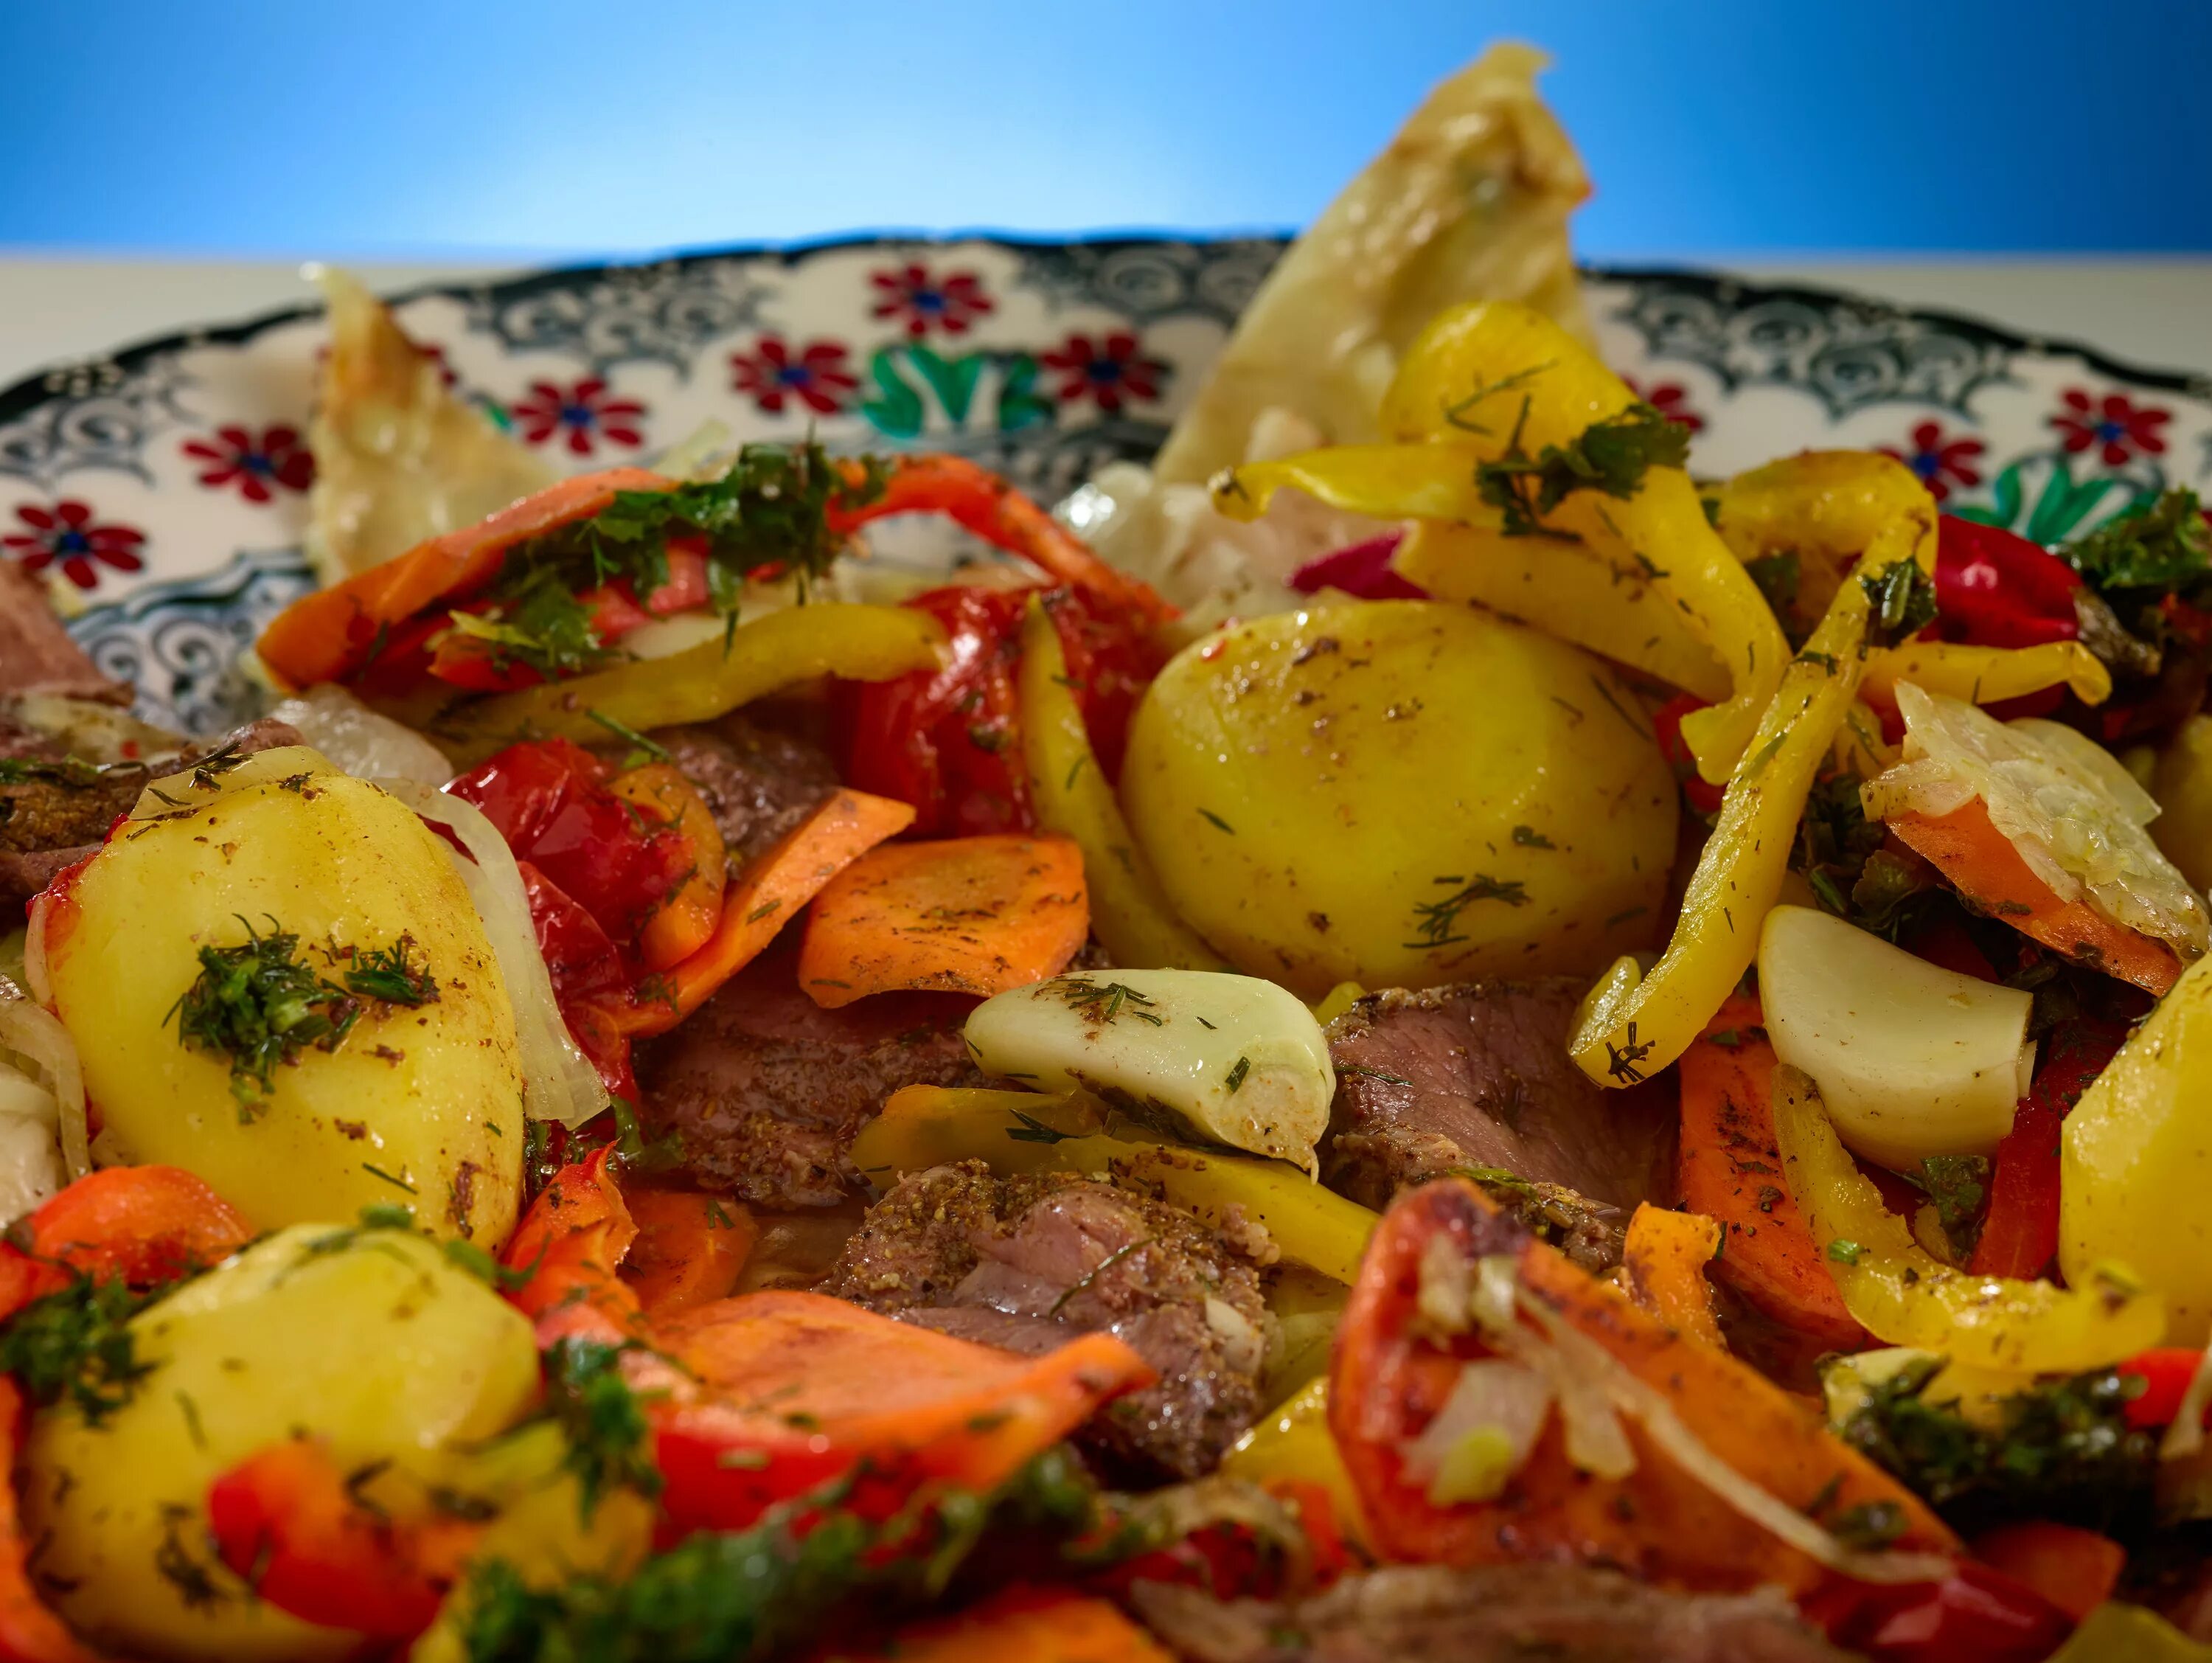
[1904,1155,1991,1260]
[2059,487,2211,595]
[1860,559,1939,650]
[168,917,361,1117]
[0,1277,154,1424]
[541,1337,664,1518]
[1744,549,1802,625]
[1474,402,1691,537]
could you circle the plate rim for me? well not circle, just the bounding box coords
[4,235,2208,431]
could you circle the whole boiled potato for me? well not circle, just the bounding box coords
[44,747,521,1240]
[1120,601,1677,997]
[22,1224,540,1662]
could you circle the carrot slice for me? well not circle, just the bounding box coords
[831,454,1172,624]
[1621,1204,1727,1350]
[1890,800,2183,994]
[26,1166,255,1288]
[795,833,1088,1007]
[0,1379,103,1662]
[620,1189,754,1320]
[1971,1521,2125,1622]
[256,466,672,687]
[1674,996,1865,1350]
[850,1586,1175,1662]
[614,788,917,1038]
[607,763,728,972]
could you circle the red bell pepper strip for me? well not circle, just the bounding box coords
[500,1146,647,1347]
[828,454,1172,625]
[2118,1347,2208,1431]
[1970,1521,2125,1623]
[257,467,674,689]
[1801,1560,2070,1663]
[206,1436,483,1642]
[1934,517,2084,651]
[1654,693,1727,815]
[1289,533,1427,602]
[0,1249,71,1326]
[513,861,638,1102]
[24,1166,254,1289]
[1967,1020,2126,1282]
[0,1378,105,1662]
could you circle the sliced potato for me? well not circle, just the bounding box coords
[1758,904,2033,1170]
[1120,600,1676,997]
[23,1224,539,1662]
[42,747,522,1239]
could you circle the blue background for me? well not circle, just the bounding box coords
[4,0,2207,260]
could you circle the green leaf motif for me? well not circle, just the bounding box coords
[998,355,1054,434]
[860,347,925,440]
[2024,456,2126,546]
[905,346,986,426]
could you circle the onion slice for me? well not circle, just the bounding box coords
[376,779,607,1130]
[2161,1341,2212,1463]
[0,975,86,1182]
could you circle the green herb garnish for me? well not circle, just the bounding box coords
[1223,1056,1251,1094]
[0,1277,154,1424]
[341,934,440,1007]
[2060,488,2211,594]
[1048,978,1164,1027]
[542,1336,664,1519]
[1860,559,1939,650]
[1405,875,1528,950]
[168,917,361,1116]
[1475,403,1691,537]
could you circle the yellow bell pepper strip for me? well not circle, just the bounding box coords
[1394,520,1731,702]
[1831,698,1895,780]
[1862,639,2112,709]
[2042,1603,2212,1662]
[1378,300,1786,780]
[1015,600,1228,971]
[1770,1063,2166,1372]
[1620,1204,1727,1350]
[1566,452,1936,1088]
[1219,1377,1371,1551]
[433,601,945,763]
[851,1085,1379,1285]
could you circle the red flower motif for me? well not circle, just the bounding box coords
[1621,376,1705,434]
[181,424,314,504]
[729,336,859,416]
[1040,331,1164,414]
[2051,388,2170,467]
[1878,419,1986,501]
[869,263,994,339]
[509,378,647,457]
[3,501,145,591]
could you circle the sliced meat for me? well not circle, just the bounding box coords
[1321,981,1674,1268]
[0,717,304,918]
[634,944,981,1207]
[647,713,839,864]
[1133,1565,1854,1663]
[0,563,129,704]
[825,1160,1272,1479]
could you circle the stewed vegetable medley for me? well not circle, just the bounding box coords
[4,42,2212,1663]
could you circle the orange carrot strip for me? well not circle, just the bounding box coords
[607,763,728,972]
[619,1189,754,1321]
[1675,996,1865,1350]
[1971,1521,2126,1622]
[0,1379,104,1662]
[256,466,672,687]
[848,1586,1175,1662]
[26,1166,255,1288]
[614,788,917,1038]
[1890,801,2183,994]
[795,833,1088,1008]
[500,1149,646,1344]
[831,454,1173,623]
[1621,1203,1727,1350]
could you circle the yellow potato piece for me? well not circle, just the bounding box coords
[1119,600,1676,998]
[23,1225,540,1662]
[45,751,522,1239]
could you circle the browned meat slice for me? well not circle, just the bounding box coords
[0,563,129,704]
[634,945,981,1207]
[1321,981,1673,1268]
[825,1160,1272,1478]
[647,714,839,864]
[0,717,303,918]
[1133,1565,1854,1663]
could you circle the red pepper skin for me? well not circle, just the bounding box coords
[448,738,693,956]
[515,860,637,1102]
[1042,586,1168,783]
[1806,1561,2072,1663]
[1967,1018,2127,1281]
[1654,693,1727,814]
[1290,534,1427,603]
[1935,517,2083,650]
[2118,1347,2206,1431]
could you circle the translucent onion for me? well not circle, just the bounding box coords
[1472,1254,1636,1481]
[268,684,454,785]
[376,780,607,1130]
[2161,1341,2212,1464]
[1400,1358,1552,1504]
[0,975,86,1184]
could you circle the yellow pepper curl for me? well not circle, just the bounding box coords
[1565,451,1936,1088]
[1862,638,2112,709]
[1773,1065,2164,1372]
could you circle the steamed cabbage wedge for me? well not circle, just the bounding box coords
[305,268,553,580]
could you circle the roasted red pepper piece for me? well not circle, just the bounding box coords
[24,1166,255,1289]
[206,1437,482,1642]
[1804,1560,2070,1663]
[1654,693,1727,814]
[2118,1347,2207,1431]
[1040,586,1169,783]
[1967,1019,2126,1281]
[448,738,694,957]
[1289,534,1427,603]
[1934,517,2084,651]
[514,860,637,1102]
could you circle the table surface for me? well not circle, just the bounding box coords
[3,256,2208,395]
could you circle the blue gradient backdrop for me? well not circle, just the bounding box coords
[4,0,2207,260]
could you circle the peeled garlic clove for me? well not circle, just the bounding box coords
[963,969,1334,1169]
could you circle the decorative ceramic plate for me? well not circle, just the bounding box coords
[4,235,2210,735]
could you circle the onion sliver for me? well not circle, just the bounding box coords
[0,976,86,1181]
[378,779,607,1130]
